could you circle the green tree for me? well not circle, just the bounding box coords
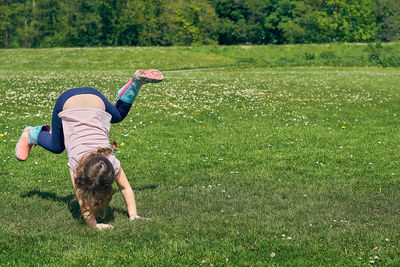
[211,0,301,45]
[97,0,119,46]
[212,0,271,44]
[327,0,377,42]
[278,0,377,43]
[164,0,218,45]
[117,0,163,46]
[374,0,400,41]
[0,0,393,47]
[0,0,11,48]
[278,1,323,43]
[29,0,61,47]
[52,0,102,47]
[5,0,33,48]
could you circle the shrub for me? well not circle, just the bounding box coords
[304,52,315,60]
[320,50,336,59]
[366,43,399,67]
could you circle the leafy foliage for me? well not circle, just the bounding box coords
[0,0,399,47]
[367,42,400,67]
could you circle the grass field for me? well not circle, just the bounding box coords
[0,42,399,70]
[1,46,400,265]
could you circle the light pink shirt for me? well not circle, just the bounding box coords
[58,108,120,174]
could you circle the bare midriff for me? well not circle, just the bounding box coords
[63,94,105,111]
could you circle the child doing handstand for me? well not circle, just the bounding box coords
[15,69,164,230]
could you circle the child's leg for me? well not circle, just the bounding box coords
[110,100,132,123]
[15,90,72,161]
[15,119,64,161]
[36,106,66,154]
[116,69,163,104]
[34,90,68,154]
[109,69,164,123]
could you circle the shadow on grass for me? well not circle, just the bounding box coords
[20,190,129,224]
[21,184,158,224]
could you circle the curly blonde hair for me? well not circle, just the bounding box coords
[75,147,115,220]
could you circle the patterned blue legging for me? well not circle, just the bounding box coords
[38,87,131,154]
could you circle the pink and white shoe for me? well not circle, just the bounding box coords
[15,124,50,161]
[134,69,164,84]
[15,126,34,161]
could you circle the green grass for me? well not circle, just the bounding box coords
[0,42,399,71]
[1,46,400,265]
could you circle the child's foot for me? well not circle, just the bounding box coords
[116,69,164,104]
[15,126,33,161]
[134,69,164,84]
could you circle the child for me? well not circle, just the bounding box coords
[15,69,164,230]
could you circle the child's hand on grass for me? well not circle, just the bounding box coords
[95,223,114,230]
[130,215,151,221]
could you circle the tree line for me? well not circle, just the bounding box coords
[0,0,399,48]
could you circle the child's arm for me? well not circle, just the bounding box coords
[69,170,114,229]
[115,168,149,220]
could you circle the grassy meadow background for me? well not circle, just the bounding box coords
[1,43,400,265]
